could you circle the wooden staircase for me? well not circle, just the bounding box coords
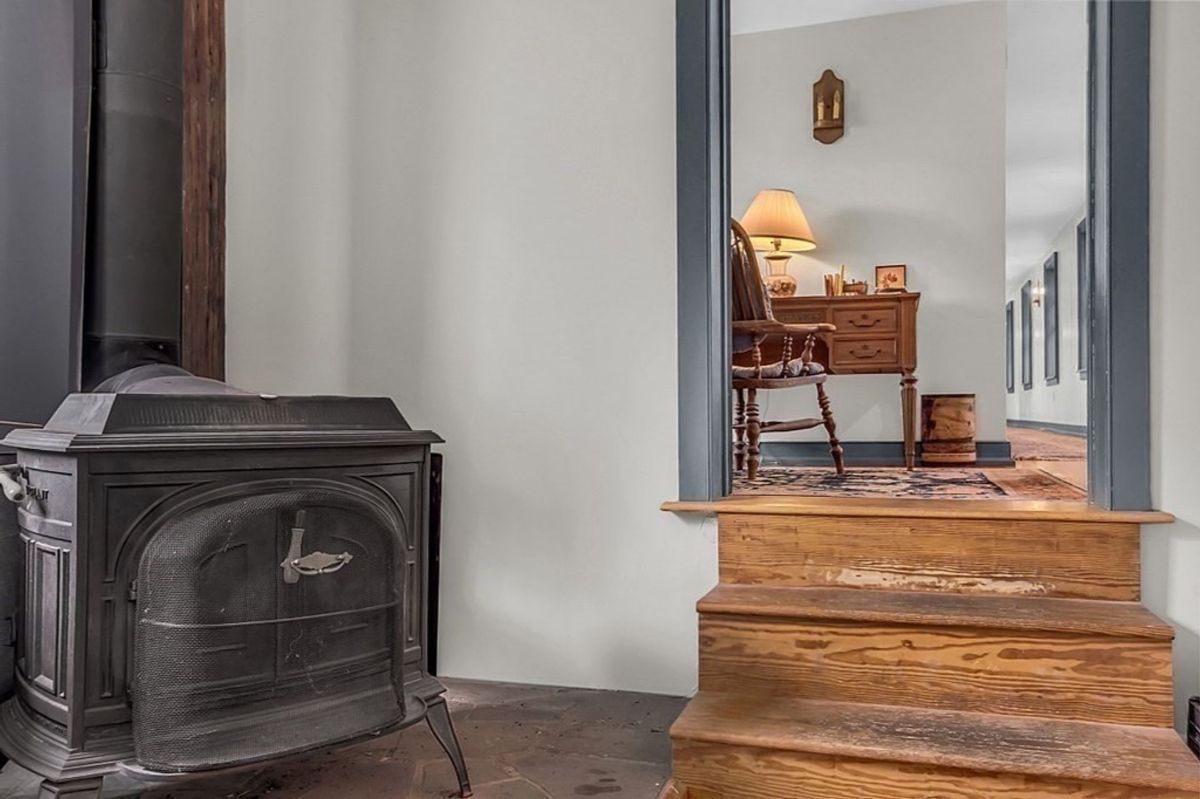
[662,497,1200,798]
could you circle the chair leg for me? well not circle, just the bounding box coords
[746,388,762,480]
[816,382,845,475]
[734,388,747,473]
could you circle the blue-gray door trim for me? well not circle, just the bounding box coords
[675,0,731,500]
[675,0,1152,509]
[1088,0,1151,510]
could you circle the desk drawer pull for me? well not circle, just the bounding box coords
[850,314,881,328]
[833,307,897,332]
[832,337,898,367]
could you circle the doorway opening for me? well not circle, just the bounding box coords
[675,0,1150,509]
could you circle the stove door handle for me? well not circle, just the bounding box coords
[280,509,355,581]
[281,510,307,584]
[289,551,354,576]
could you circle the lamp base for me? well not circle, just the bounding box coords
[763,250,797,298]
[765,273,797,298]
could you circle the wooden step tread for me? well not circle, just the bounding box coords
[671,692,1200,792]
[699,584,1175,639]
[663,495,1175,524]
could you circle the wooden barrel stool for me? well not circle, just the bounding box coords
[921,393,976,465]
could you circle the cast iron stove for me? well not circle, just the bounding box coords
[0,367,471,798]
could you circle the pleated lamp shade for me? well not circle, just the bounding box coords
[740,189,817,253]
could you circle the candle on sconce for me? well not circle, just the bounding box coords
[812,69,845,144]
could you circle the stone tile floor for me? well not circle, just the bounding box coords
[0,680,684,798]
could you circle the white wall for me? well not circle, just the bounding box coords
[226,0,717,697]
[731,4,1009,444]
[225,2,356,394]
[1147,0,1200,733]
[1005,210,1087,427]
[225,0,1200,729]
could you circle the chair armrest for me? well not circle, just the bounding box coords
[732,320,836,336]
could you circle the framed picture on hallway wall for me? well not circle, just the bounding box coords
[1005,301,1015,393]
[1044,253,1060,386]
[1076,220,1089,379]
[1021,280,1033,390]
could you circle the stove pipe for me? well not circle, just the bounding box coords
[82,0,184,390]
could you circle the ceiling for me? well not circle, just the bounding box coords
[731,0,986,35]
[732,0,1089,282]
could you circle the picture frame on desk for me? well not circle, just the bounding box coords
[875,264,908,293]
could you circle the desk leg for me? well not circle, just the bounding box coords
[901,370,917,470]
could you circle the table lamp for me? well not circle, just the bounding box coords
[740,188,816,297]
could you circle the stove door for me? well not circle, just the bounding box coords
[131,482,405,772]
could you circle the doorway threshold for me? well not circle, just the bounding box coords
[662,494,1173,524]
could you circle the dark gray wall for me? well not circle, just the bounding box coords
[0,0,90,431]
[0,0,91,700]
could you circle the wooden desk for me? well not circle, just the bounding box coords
[758,292,921,468]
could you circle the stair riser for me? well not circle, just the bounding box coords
[699,615,1175,727]
[673,741,1196,799]
[719,514,1141,600]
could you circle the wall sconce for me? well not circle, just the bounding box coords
[813,69,845,144]
[1032,279,1045,307]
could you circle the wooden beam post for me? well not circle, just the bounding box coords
[182,0,226,381]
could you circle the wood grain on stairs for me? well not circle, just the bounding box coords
[671,692,1200,797]
[699,614,1174,727]
[719,513,1143,600]
[697,585,1177,727]
[698,584,1175,638]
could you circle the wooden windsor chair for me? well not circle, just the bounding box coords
[730,218,845,479]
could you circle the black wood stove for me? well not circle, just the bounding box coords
[0,367,471,797]
[1,3,471,794]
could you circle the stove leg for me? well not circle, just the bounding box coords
[37,777,103,798]
[426,695,471,798]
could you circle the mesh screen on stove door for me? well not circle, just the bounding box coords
[132,485,404,772]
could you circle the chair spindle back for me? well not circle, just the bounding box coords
[731,219,774,324]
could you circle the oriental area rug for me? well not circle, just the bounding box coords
[733,466,1086,501]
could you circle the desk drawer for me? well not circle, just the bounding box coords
[773,307,829,325]
[832,337,898,368]
[833,306,897,333]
